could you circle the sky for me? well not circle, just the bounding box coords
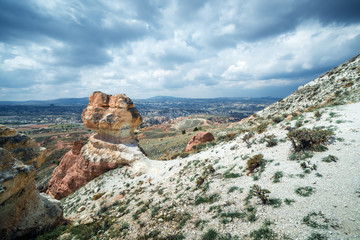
[0,0,359,101]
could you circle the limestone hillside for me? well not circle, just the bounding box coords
[37,55,360,240]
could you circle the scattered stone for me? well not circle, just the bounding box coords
[77,206,86,212]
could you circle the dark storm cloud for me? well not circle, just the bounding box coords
[206,0,360,45]
[303,0,360,24]
[0,0,359,100]
[0,0,149,67]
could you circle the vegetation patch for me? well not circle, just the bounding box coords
[287,128,333,152]
[295,186,315,197]
[284,198,295,205]
[171,152,190,159]
[251,184,270,205]
[303,212,335,230]
[272,171,283,183]
[322,155,338,163]
[195,193,221,205]
[220,211,246,224]
[247,154,264,174]
[268,198,282,208]
[255,122,268,134]
[307,232,328,240]
[195,219,208,230]
[289,151,313,161]
[249,219,278,240]
[227,186,243,194]
[217,132,237,142]
[223,172,242,179]
[201,228,218,240]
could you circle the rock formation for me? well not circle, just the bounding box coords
[82,91,142,143]
[0,125,62,240]
[47,91,145,200]
[186,131,215,152]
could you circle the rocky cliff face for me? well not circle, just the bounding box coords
[46,92,146,200]
[0,125,62,240]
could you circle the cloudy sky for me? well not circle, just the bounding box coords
[0,0,359,100]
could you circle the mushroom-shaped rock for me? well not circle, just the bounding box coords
[46,91,146,200]
[186,131,215,152]
[81,91,142,143]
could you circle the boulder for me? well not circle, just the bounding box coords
[186,131,215,152]
[0,125,62,240]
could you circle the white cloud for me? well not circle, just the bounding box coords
[2,56,40,71]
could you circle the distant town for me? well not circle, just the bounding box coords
[0,96,279,127]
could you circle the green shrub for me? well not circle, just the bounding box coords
[295,120,303,128]
[227,186,243,194]
[251,184,270,205]
[284,198,295,205]
[295,186,315,197]
[307,232,328,240]
[314,111,321,119]
[223,172,241,179]
[67,219,112,240]
[217,132,236,142]
[220,211,246,224]
[322,155,338,163]
[35,225,69,240]
[201,229,218,240]
[272,171,283,183]
[247,154,264,173]
[256,122,268,134]
[195,193,221,205]
[161,234,185,240]
[303,212,330,229]
[266,138,278,147]
[289,151,313,161]
[269,198,282,208]
[193,142,216,152]
[171,152,190,159]
[272,116,283,123]
[250,219,278,240]
[287,129,333,152]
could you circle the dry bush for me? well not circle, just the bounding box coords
[287,128,333,152]
[247,154,264,173]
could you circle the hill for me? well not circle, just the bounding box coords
[36,55,360,239]
[0,97,89,106]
